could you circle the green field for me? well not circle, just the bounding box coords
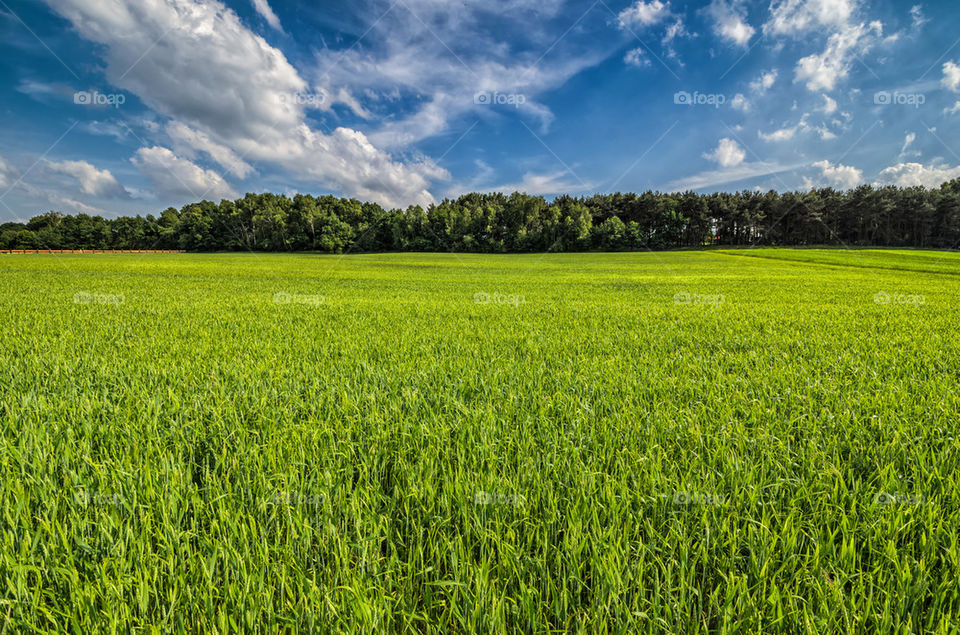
[2,249,959,632]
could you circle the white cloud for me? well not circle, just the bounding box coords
[131,146,237,201]
[899,132,916,157]
[624,47,652,67]
[479,170,593,196]
[705,0,754,46]
[166,122,255,179]
[46,196,110,216]
[0,156,15,190]
[15,80,75,102]
[794,21,882,91]
[731,93,750,111]
[750,69,778,93]
[45,159,131,198]
[759,111,842,142]
[251,0,282,32]
[810,159,862,189]
[81,120,135,143]
[618,0,671,28]
[0,164,118,216]
[44,0,449,208]
[764,1,887,93]
[910,5,928,29]
[946,101,960,115]
[443,159,496,196]
[664,160,803,191]
[758,126,797,142]
[319,87,373,120]
[821,94,838,113]
[764,0,858,36]
[662,19,687,45]
[703,138,746,167]
[943,61,960,93]
[312,0,603,152]
[875,162,960,188]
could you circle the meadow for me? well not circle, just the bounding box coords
[1,249,959,632]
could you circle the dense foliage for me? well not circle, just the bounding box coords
[4,179,960,252]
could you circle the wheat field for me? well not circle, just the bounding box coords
[2,249,959,632]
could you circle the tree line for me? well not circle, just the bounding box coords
[3,180,960,252]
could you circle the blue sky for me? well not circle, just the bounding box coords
[1,0,960,218]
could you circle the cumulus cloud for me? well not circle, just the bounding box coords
[166,122,255,179]
[131,146,237,200]
[251,0,283,32]
[758,126,797,142]
[875,162,960,188]
[618,0,671,28]
[764,0,858,36]
[703,138,746,167]
[763,1,887,93]
[795,21,883,91]
[941,61,960,114]
[45,159,131,198]
[750,70,778,93]
[0,160,117,217]
[809,159,862,189]
[616,0,690,59]
[44,0,448,208]
[943,61,960,93]
[705,0,754,46]
[731,93,750,111]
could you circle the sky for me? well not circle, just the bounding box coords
[1,0,960,219]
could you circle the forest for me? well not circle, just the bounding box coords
[3,179,960,252]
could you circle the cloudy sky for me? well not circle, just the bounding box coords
[1,0,959,218]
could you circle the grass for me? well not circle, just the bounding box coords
[1,249,959,632]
